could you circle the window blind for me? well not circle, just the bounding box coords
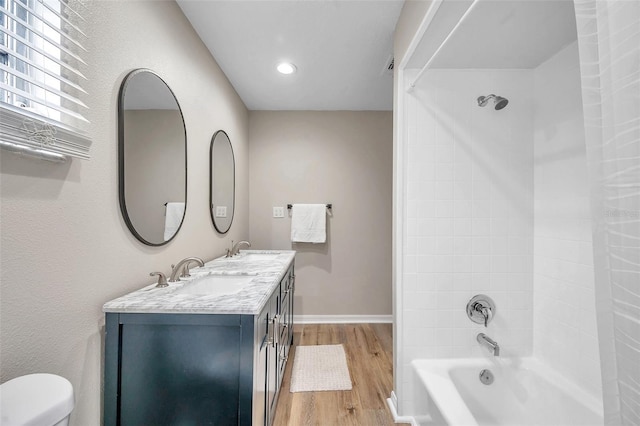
[0,0,90,161]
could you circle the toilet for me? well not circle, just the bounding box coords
[0,373,74,426]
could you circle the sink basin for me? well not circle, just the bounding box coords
[229,252,280,261]
[189,268,258,276]
[176,275,254,296]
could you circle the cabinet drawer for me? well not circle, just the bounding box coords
[279,265,294,300]
[257,304,269,345]
[279,275,289,301]
[280,288,289,312]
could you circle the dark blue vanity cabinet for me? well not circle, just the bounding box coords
[104,265,294,426]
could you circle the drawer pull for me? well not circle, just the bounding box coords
[268,314,279,347]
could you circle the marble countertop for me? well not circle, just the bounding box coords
[103,250,295,315]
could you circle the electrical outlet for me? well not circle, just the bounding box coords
[215,206,227,217]
[273,206,285,218]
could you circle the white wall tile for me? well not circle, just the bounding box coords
[403,69,535,371]
[399,53,606,409]
[399,47,604,413]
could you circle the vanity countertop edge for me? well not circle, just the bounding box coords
[102,250,295,315]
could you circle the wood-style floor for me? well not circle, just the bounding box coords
[273,323,405,426]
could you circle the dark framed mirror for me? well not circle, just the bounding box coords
[118,69,187,246]
[210,130,235,234]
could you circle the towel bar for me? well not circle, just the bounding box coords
[287,204,332,210]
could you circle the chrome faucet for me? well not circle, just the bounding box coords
[466,295,496,327]
[477,305,493,327]
[149,272,168,288]
[169,257,204,282]
[226,240,251,257]
[477,333,500,356]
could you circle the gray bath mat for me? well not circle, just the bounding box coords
[289,344,353,392]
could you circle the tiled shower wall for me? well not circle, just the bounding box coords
[532,42,602,399]
[401,69,534,413]
[399,46,604,415]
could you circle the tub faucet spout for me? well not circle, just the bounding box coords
[477,333,500,356]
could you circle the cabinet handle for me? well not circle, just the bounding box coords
[267,316,274,346]
[268,315,279,348]
[281,354,288,361]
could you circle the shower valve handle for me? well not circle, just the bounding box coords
[466,295,496,327]
[477,305,492,327]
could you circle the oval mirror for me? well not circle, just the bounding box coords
[210,130,235,234]
[118,69,187,246]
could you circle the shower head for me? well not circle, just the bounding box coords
[494,96,508,110]
[477,94,509,110]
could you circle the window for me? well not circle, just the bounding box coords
[0,0,90,161]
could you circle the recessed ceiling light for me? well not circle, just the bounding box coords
[277,62,297,75]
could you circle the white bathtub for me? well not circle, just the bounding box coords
[411,357,603,426]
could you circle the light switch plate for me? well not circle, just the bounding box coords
[273,206,285,218]
[215,206,227,217]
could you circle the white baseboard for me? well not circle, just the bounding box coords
[387,391,418,425]
[293,314,392,324]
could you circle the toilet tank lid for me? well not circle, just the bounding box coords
[0,373,74,426]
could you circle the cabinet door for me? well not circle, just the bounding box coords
[278,297,290,381]
[118,316,242,425]
[286,265,296,346]
[253,306,269,426]
[266,290,280,425]
[288,267,295,346]
[279,290,290,347]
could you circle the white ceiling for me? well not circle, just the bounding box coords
[407,0,578,70]
[176,0,404,111]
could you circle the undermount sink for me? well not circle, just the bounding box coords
[176,274,254,296]
[229,252,280,261]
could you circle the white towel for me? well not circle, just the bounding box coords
[290,204,326,243]
[164,202,185,240]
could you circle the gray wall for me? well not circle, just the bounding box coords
[249,111,393,318]
[0,2,249,425]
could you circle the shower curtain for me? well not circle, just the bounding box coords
[573,0,640,424]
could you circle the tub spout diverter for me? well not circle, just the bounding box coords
[477,333,500,356]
